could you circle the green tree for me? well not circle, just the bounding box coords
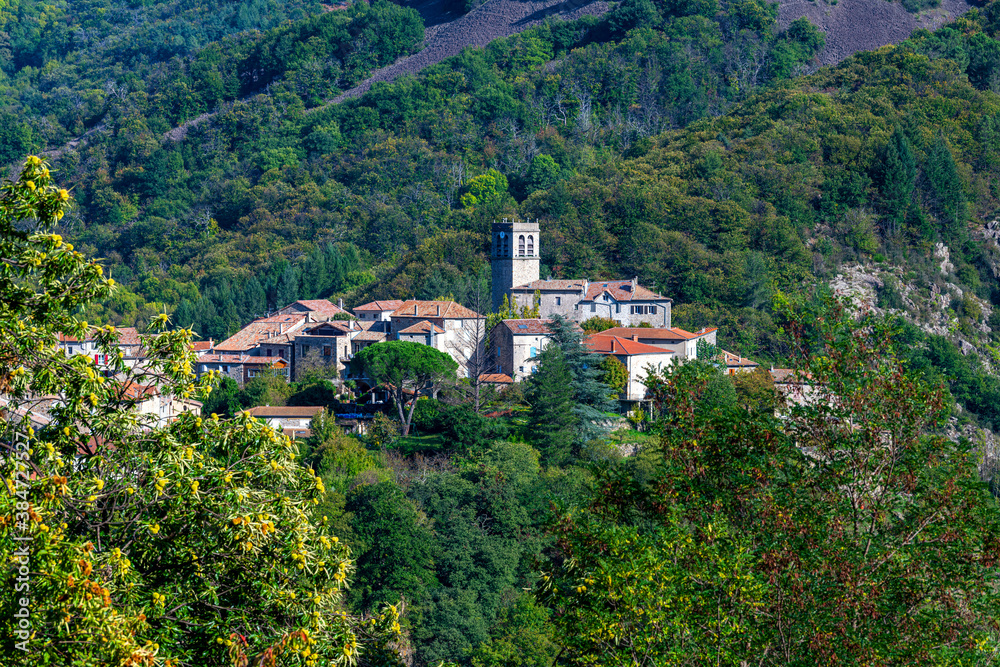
[540,295,1000,665]
[881,126,917,234]
[925,133,968,239]
[579,316,618,333]
[459,169,511,216]
[350,341,458,435]
[526,345,576,465]
[0,158,402,666]
[597,355,629,396]
[547,315,617,442]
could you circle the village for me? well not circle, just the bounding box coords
[46,219,810,435]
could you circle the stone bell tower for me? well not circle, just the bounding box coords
[491,218,540,312]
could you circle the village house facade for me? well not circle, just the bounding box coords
[489,319,553,381]
[597,326,717,359]
[585,334,676,401]
[388,300,486,377]
[490,219,672,327]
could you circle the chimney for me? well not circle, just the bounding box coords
[279,323,285,334]
[436,305,440,316]
[306,312,312,323]
[633,334,639,341]
[429,323,436,348]
[338,298,344,309]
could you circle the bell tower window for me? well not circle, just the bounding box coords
[518,235,525,256]
[527,235,534,256]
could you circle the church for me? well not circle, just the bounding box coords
[490,219,673,327]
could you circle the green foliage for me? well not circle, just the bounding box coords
[540,297,1000,665]
[597,354,629,395]
[526,345,577,465]
[579,316,618,333]
[350,341,458,436]
[0,158,403,666]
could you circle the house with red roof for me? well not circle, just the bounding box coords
[585,334,676,400]
[389,300,486,377]
[596,326,718,360]
[353,300,405,322]
[489,319,554,381]
[277,299,347,318]
[508,278,673,328]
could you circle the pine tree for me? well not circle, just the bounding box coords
[881,127,916,234]
[526,345,576,465]
[546,315,617,442]
[925,133,968,240]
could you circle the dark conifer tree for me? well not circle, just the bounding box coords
[546,315,617,442]
[881,126,917,234]
[526,345,576,465]
[925,133,968,240]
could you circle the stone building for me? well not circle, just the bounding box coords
[489,319,553,381]
[509,278,673,327]
[489,219,672,327]
[491,219,540,311]
[389,300,486,377]
[584,334,676,401]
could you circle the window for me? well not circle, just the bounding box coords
[323,346,332,357]
[302,345,310,355]
[530,346,537,358]
[555,297,561,306]
[590,304,596,312]
[518,235,525,256]
[278,349,285,358]
[502,235,509,257]
[527,235,534,255]
[519,366,524,373]
[616,304,620,313]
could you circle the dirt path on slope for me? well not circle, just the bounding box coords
[778,0,974,65]
[331,0,611,103]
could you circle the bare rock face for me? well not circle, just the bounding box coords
[778,0,974,66]
[934,242,956,275]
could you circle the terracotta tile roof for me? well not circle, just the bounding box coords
[581,280,668,303]
[354,300,405,312]
[215,315,306,352]
[284,299,346,314]
[502,319,552,335]
[246,405,324,418]
[120,382,159,400]
[479,373,514,384]
[586,335,676,356]
[116,327,141,345]
[392,300,483,319]
[719,350,758,367]
[398,320,445,335]
[512,279,587,291]
[191,341,214,351]
[599,327,705,341]
[353,331,387,342]
[300,322,354,336]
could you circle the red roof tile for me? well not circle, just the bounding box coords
[215,315,306,352]
[718,350,758,367]
[581,280,667,302]
[502,319,552,335]
[354,300,406,312]
[585,335,676,356]
[398,320,445,335]
[391,300,483,319]
[352,331,387,342]
[599,327,705,341]
[479,373,514,384]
